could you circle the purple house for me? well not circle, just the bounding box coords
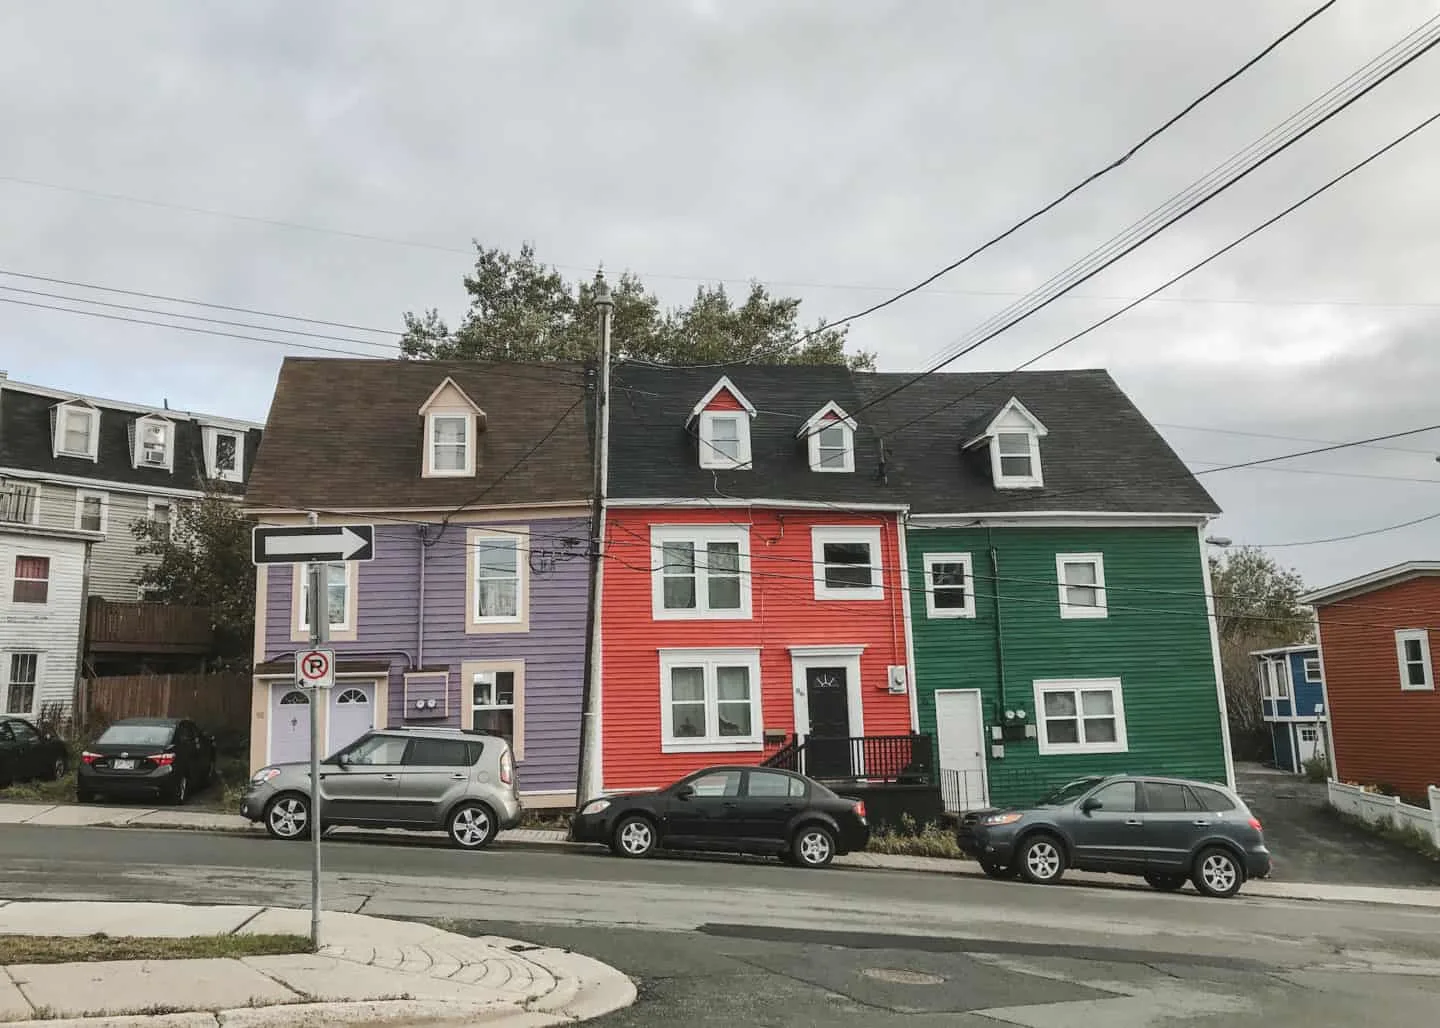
[243,358,592,808]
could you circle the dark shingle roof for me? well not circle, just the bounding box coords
[0,383,261,495]
[608,364,1217,515]
[244,358,591,510]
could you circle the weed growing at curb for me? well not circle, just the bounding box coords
[865,814,969,860]
[1326,804,1440,861]
[0,932,311,965]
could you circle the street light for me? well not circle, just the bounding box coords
[1205,536,1232,547]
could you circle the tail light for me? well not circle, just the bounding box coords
[150,752,176,766]
[499,749,513,786]
[81,751,100,765]
[853,800,867,819]
[1248,817,1263,831]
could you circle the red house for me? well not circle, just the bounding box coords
[596,367,916,793]
[1302,562,1440,799]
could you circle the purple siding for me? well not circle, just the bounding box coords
[265,518,590,793]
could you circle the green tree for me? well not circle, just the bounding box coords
[1208,547,1311,751]
[133,491,256,671]
[400,243,875,369]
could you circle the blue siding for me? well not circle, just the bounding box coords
[1271,722,1296,772]
[1288,649,1325,718]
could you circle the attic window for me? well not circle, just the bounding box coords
[134,416,173,471]
[418,376,484,478]
[430,415,471,474]
[690,376,757,471]
[203,426,244,483]
[996,432,1037,481]
[800,402,856,473]
[964,397,1047,490]
[54,403,99,461]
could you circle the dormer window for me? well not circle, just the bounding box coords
[962,397,1047,490]
[689,376,756,471]
[419,377,485,478]
[203,425,245,483]
[53,401,99,461]
[133,416,174,471]
[799,402,856,473]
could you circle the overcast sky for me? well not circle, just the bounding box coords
[2,0,1438,589]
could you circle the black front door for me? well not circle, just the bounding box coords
[804,666,852,779]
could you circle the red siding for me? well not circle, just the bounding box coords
[600,507,910,791]
[703,388,746,412]
[1318,576,1440,798]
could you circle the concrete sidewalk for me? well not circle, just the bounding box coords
[7,800,1440,912]
[0,900,635,1026]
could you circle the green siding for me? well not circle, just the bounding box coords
[908,525,1227,807]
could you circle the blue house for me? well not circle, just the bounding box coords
[1252,644,1327,773]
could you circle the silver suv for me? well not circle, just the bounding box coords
[240,727,522,850]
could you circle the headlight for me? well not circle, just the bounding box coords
[580,799,611,816]
[250,767,282,786]
[982,812,1023,826]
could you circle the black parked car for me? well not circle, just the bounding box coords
[570,765,869,868]
[0,717,69,787]
[956,774,1270,898]
[78,718,215,805]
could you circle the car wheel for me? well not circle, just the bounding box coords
[1145,873,1188,893]
[45,756,67,782]
[166,775,189,806]
[264,793,311,841]
[979,859,1016,879]
[612,815,657,858]
[791,824,836,869]
[448,802,498,850]
[1192,846,1244,898]
[1017,833,1067,885]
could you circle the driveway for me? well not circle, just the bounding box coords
[1235,763,1440,887]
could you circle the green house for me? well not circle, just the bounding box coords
[859,372,1233,811]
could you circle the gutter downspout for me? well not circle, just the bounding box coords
[988,527,1007,721]
[417,525,427,669]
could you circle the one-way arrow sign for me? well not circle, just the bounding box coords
[252,524,376,565]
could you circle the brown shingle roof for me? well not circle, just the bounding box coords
[244,358,591,511]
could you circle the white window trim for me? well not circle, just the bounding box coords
[2,651,43,716]
[803,406,856,473]
[1,480,41,526]
[1056,552,1107,619]
[424,412,476,478]
[133,415,175,472]
[697,410,752,470]
[1395,629,1434,691]
[74,489,109,534]
[463,526,529,633]
[923,552,975,619]
[659,647,763,753]
[54,403,99,462]
[1303,657,1322,684]
[650,525,752,620]
[1033,677,1129,756]
[203,426,246,483]
[462,659,525,760]
[990,430,1043,489]
[291,560,359,643]
[788,644,865,740]
[812,525,884,601]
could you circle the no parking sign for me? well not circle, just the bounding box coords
[296,648,335,690]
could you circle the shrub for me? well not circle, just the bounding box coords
[1302,754,1330,783]
[866,814,968,860]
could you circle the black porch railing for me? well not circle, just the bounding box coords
[762,733,935,785]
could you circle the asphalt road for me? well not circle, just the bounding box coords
[4,824,1440,1026]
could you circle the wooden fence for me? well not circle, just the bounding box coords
[81,673,251,739]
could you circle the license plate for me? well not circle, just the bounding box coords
[112,758,136,770]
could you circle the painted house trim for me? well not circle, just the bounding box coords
[1300,561,1440,606]
[605,497,908,512]
[1198,524,1237,791]
[909,512,1212,528]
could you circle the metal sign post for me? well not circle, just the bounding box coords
[304,515,329,952]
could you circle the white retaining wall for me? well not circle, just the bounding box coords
[1328,781,1440,848]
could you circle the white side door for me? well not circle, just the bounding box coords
[268,687,311,765]
[935,690,988,812]
[1295,723,1320,766]
[326,682,377,757]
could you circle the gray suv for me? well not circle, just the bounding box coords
[240,727,522,850]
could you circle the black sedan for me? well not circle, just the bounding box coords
[956,774,1271,898]
[570,765,869,868]
[0,717,69,787]
[78,718,215,805]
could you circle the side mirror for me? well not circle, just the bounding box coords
[1080,796,1103,814]
[674,785,694,801]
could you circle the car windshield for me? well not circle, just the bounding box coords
[1036,777,1104,806]
[97,724,174,747]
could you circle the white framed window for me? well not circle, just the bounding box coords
[1056,552,1107,619]
[298,561,352,633]
[3,652,40,715]
[1260,657,1291,700]
[993,431,1042,487]
[1299,726,1318,743]
[1,481,40,525]
[147,498,174,540]
[659,648,763,752]
[1033,678,1128,755]
[651,525,751,620]
[1395,629,1434,691]
[204,427,245,483]
[465,527,529,633]
[133,416,173,471]
[923,552,975,619]
[462,659,525,758]
[811,526,884,601]
[427,414,473,476]
[698,411,751,470]
[54,403,99,461]
[75,490,108,534]
[1303,657,1322,684]
[12,556,49,604]
[800,403,857,473]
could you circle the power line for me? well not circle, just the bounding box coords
[880,99,1440,441]
[826,19,1440,445]
[1159,421,1440,457]
[1244,508,1440,548]
[1186,458,1440,486]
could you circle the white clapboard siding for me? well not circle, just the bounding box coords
[28,483,165,602]
[0,532,87,716]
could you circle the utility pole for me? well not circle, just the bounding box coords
[576,276,613,805]
[305,510,327,950]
